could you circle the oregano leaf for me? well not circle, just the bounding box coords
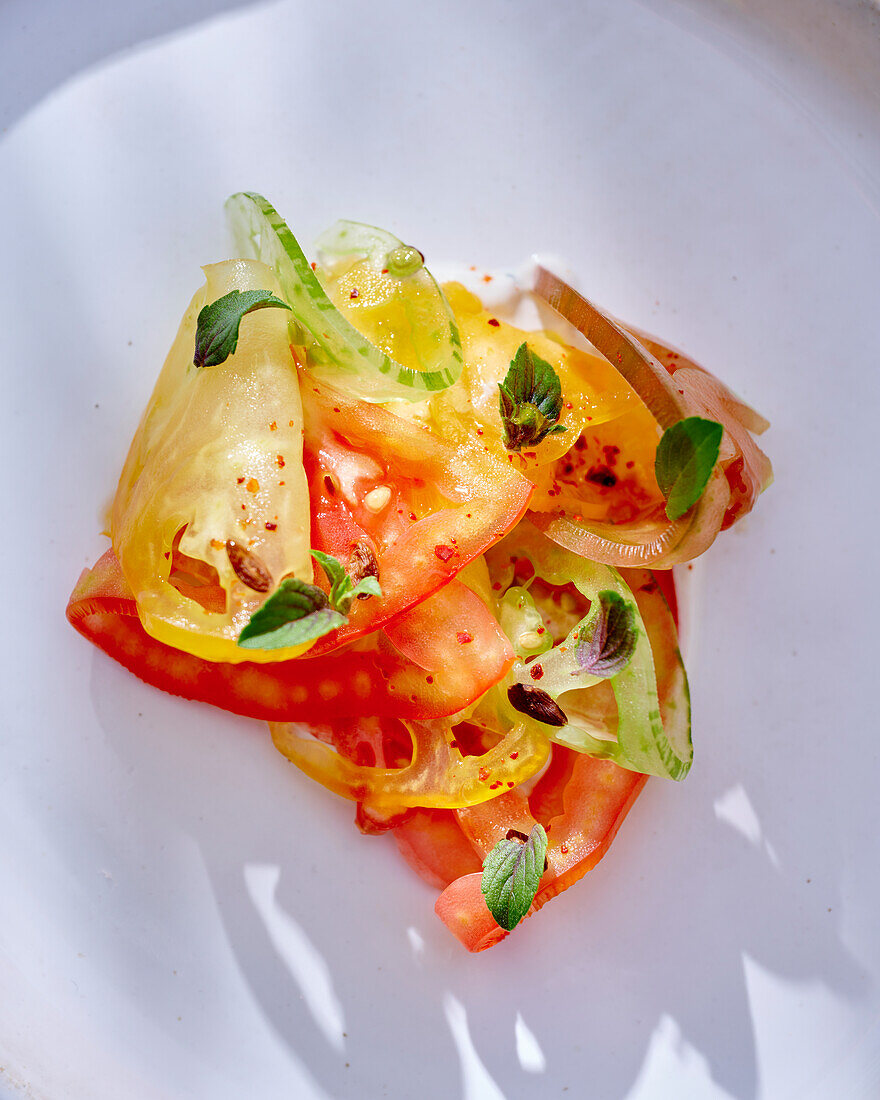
[193,289,291,369]
[481,824,548,931]
[573,590,638,678]
[237,577,344,650]
[498,343,567,451]
[655,417,723,520]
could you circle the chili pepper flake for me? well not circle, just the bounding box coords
[456,631,473,644]
[487,318,500,327]
[269,421,277,431]
[264,522,277,531]
[276,455,285,468]
[529,664,544,680]
[237,477,245,484]
[434,544,455,562]
[478,767,490,782]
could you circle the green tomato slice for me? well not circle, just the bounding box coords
[225,193,462,402]
[487,521,692,780]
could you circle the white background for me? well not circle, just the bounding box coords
[1,1,878,1097]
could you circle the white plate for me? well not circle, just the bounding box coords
[2,1,879,1097]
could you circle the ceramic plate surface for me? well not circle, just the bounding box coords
[2,1,879,1097]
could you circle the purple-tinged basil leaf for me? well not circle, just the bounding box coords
[573,590,637,678]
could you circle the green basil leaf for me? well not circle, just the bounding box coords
[237,577,344,649]
[574,590,638,678]
[655,416,723,520]
[309,548,347,590]
[193,289,291,369]
[351,575,382,602]
[481,824,548,931]
[498,343,567,451]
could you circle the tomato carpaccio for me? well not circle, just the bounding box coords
[67,549,514,722]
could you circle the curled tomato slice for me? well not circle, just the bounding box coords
[67,549,513,722]
[268,685,551,817]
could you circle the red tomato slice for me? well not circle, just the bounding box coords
[67,549,513,722]
[300,375,533,654]
[433,750,647,951]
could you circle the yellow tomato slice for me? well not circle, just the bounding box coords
[111,259,313,663]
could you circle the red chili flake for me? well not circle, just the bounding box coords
[409,512,417,521]
[381,268,389,274]
[264,522,277,531]
[478,767,490,782]
[349,288,359,299]
[333,406,340,413]
[536,627,545,635]
[449,740,458,749]
[163,551,170,560]
[510,751,519,760]
[678,389,685,395]
[310,262,317,271]
[288,419,295,427]
[456,631,473,644]
[492,582,502,591]
[565,402,573,410]
[603,445,620,466]
[278,480,285,486]
[626,460,635,469]
[529,664,544,680]
[466,512,472,518]
[240,504,247,511]
[476,428,483,436]
[489,781,502,790]
[426,675,434,684]
[269,421,277,431]
[434,544,455,562]
[507,782,514,788]
[487,318,500,327]
[560,843,569,854]
[483,274,493,283]
[237,477,245,484]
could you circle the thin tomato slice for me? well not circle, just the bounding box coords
[300,375,533,655]
[433,752,647,951]
[67,549,513,722]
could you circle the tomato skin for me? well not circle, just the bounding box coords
[67,549,513,722]
[393,809,483,889]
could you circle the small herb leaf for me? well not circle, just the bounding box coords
[498,342,567,451]
[194,289,291,369]
[310,548,383,615]
[237,577,344,649]
[481,824,548,931]
[655,416,723,520]
[310,549,347,590]
[574,590,638,678]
